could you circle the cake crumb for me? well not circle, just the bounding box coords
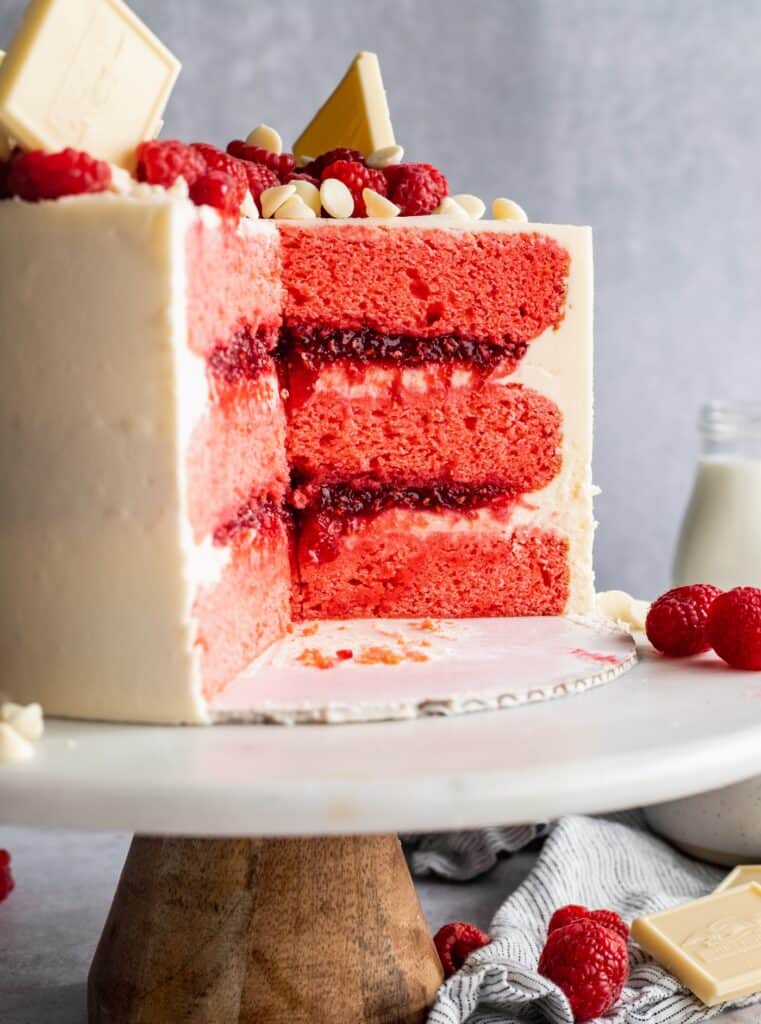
[355,645,405,665]
[297,647,335,670]
[300,622,320,637]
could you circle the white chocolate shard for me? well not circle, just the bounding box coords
[452,193,486,220]
[274,195,317,220]
[492,197,528,222]
[291,178,321,214]
[0,0,180,168]
[366,144,404,169]
[240,190,260,219]
[320,177,354,218]
[1,701,44,741]
[260,183,297,219]
[293,51,395,161]
[245,123,283,155]
[434,196,470,219]
[362,188,400,218]
[0,722,34,763]
[596,590,651,632]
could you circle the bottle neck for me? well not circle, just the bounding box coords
[700,401,761,459]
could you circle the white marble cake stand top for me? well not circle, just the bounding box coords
[3,631,761,835]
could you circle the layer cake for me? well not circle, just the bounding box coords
[0,195,593,722]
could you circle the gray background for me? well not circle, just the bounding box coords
[3,0,760,596]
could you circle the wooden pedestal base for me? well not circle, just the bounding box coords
[88,833,443,1023]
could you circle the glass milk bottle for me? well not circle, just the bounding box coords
[673,401,761,588]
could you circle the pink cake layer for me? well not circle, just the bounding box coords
[193,502,292,700]
[293,506,569,619]
[187,328,288,541]
[278,224,569,341]
[186,219,281,359]
[285,360,561,490]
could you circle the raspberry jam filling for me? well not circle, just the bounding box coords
[293,478,517,564]
[212,496,289,547]
[207,325,278,394]
[279,324,528,408]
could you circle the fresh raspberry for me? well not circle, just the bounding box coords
[587,910,629,941]
[226,140,296,180]
[189,171,241,218]
[135,139,206,189]
[433,921,491,978]
[538,919,629,1022]
[239,161,279,211]
[301,147,365,179]
[0,849,14,902]
[284,171,320,189]
[191,144,248,205]
[645,584,723,657]
[548,905,629,942]
[707,587,761,670]
[320,159,387,216]
[385,162,448,216]
[7,148,112,201]
[548,905,590,934]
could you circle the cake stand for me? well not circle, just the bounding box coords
[4,642,761,1023]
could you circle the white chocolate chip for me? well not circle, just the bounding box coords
[260,183,297,219]
[1,702,44,742]
[320,177,354,218]
[366,144,404,169]
[595,590,651,632]
[452,193,486,220]
[108,165,134,195]
[492,197,528,222]
[362,188,400,218]
[291,178,321,215]
[240,190,260,219]
[274,195,317,220]
[0,722,34,764]
[434,196,470,219]
[245,123,283,155]
[295,153,315,168]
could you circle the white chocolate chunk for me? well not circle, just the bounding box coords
[245,123,283,155]
[0,0,180,168]
[291,178,321,214]
[0,722,34,763]
[434,196,470,219]
[240,190,260,219]
[492,197,528,222]
[1,701,44,741]
[366,144,404,169]
[295,153,315,168]
[596,590,651,632]
[362,187,400,218]
[260,183,297,219]
[320,177,354,218]
[452,193,486,220]
[274,195,317,220]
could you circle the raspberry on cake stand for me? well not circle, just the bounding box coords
[5,633,761,1023]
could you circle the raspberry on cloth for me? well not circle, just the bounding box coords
[424,813,751,1024]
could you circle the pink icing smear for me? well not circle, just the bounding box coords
[570,647,621,666]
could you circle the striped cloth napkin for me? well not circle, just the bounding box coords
[407,812,761,1024]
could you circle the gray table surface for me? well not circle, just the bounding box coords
[0,827,756,1023]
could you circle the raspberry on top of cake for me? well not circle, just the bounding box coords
[0,0,593,723]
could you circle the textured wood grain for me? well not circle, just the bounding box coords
[88,833,443,1023]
